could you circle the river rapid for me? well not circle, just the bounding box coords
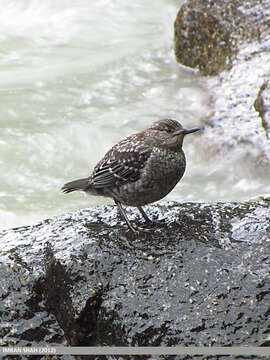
[1,0,268,230]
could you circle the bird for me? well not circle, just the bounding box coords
[62,119,200,232]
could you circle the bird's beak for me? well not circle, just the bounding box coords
[183,128,201,135]
[172,127,201,137]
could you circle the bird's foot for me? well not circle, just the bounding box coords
[142,218,166,229]
[125,219,166,234]
[129,223,156,233]
[136,207,166,229]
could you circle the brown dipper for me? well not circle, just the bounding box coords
[62,119,200,232]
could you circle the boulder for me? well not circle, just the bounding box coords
[1,200,270,352]
[174,0,270,76]
[175,0,270,168]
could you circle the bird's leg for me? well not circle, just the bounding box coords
[137,206,166,228]
[115,201,154,233]
[137,206,152,223]
[115,200,138,233]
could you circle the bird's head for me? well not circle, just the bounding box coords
[146,118,200,150]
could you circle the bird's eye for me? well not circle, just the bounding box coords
[154,125,173,133]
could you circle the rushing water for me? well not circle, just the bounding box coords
[0,0,269,230]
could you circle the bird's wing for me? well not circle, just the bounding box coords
[90,147,151,188]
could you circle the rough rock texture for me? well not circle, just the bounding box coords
[174,0,269,76]
[255,80,270,139]
[0,201,270,359]
[174,0,270,168]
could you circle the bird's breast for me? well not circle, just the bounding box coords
[114,148,186,206]
[144,147,186,184]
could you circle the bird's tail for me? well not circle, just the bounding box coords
[61,177,89,193]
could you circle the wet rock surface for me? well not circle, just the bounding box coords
[0,201,270,355]
[174,0,270,169]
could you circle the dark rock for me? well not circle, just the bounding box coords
[254,80,270,139]
[174,0,269,75]
[0,201,270,355]
[175,0,270,167]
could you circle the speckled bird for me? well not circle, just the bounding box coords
[62,119,200,232]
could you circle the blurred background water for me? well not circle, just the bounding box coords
[1,0,269,230]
